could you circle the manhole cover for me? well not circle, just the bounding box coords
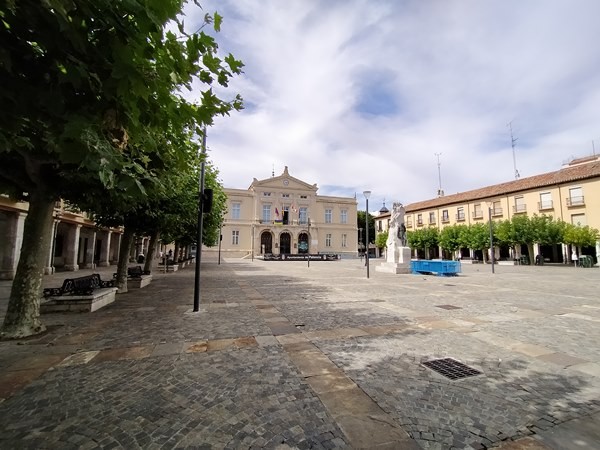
[436,304,462,310]
[422,358,482,380]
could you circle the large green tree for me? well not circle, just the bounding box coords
[0,1,243,337]
[357,211,375,251]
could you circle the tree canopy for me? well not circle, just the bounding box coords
[0,1,243,338]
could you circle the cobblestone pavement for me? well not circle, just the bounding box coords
[0,258,599,449]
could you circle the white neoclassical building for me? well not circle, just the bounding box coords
[208,167,358,259]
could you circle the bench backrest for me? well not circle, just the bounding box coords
[127,266,144,277]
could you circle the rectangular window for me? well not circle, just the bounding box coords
[342,234,347,247]
[340,209,348,224]
[571,214,587,226]
[262,204,271,222]
[514,196,526,213]
[492,200,503,216]
[417,214,423,225]
[442,210,449,222]
[568,187,584,206]
[473,204,483,219]
[378,220,383,231]
[282,193,290,198]
[539,192,553,210]
[456,207,465,221]
[231,230,239,245]
[231,202,241,220]
[299,207,308,224]
[300,195,308,199]
[263,192,271,197]
[429,212,435,224]
[282,206,289,225]
[325,233,332,247]
[325,208,332,223]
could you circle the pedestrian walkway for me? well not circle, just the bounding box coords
[0,258,599,449]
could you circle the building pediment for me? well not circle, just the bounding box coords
[250,166,317,193]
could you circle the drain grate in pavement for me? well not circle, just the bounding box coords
[422,358,482,380]
[435,304,462,310]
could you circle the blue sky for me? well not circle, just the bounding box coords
[182,0,600,211]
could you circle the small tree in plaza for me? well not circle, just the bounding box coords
[407,227,439,259]
[464,223,490,262]
[563,224,599,257]
[0,1,243,338]
[375,230,389,257]
[438,225,465,260]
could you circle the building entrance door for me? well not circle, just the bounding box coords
[260,231,273,254]
[280,232,291,254]
[298,233,309,254]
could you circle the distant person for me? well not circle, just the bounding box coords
[572,251,578,267]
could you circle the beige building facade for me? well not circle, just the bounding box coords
[211,167,358,259]
[399,156,600,263]
[0,197,140,280]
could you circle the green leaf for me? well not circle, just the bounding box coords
[213,12,223,32]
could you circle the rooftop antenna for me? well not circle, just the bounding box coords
[434,153,444,197]
[272,164,275,177]
[508,121,520,179]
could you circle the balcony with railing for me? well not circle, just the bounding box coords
[441,215,450,224]
[472,211,483,220]
[513,204,527,214]
[428,217,436,225]
[491,207,503,217]
[455,213,466,222]
[566,196,585,207]
[538,200,553,211]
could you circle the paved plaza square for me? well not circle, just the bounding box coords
[0,258,599,449]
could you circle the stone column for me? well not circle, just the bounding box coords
[83,229,96,269]
[98,230,111,267]
[532,244,540,264]
[0,212,26,280]
[64,224,81,271]
[110,233,121,265]
[44,219,60,275]
[562,244,569,264]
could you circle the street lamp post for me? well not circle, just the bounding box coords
[488,206,495,274]
[307,217,311,268]
[363,191,371,278]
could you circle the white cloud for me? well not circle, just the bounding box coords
[185,0,600,210]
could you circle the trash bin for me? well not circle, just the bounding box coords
[580,255,592,268]
[137,254,145,264]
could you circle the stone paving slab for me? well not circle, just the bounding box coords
[0,258,599,448]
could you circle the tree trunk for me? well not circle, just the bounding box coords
[116,228,134,293]
[144,231,159,274]
[173,242,181,263]
[1,192,55,338]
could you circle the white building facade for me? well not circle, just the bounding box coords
[210,167,358,259]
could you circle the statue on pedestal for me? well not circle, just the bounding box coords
[377,202,411,274]
[386,202,406,263]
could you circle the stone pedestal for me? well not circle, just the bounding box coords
[128,274,152,289]
[376,247,411,274]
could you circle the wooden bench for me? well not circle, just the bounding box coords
[41,274,117,313]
